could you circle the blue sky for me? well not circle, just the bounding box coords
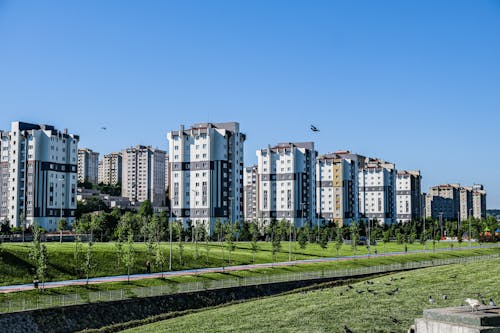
[0,1,499,207]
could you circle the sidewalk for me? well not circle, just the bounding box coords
[0,244,496,294]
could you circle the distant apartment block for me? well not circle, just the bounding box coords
[121,145,166,206]
[256,142,317,226]
[425,184,461,220]
[77,148,99,185]
[98,152,122,185]
[167,122,245,231]
[243,165,258,221]
[472,184,487,219]
[396,170,422,223]
[0,121,79,231]
[316,151,364,226]
[358,157,397,225]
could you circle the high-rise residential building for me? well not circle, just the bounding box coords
[459,186,473,221]
[0,121,79,231]
[426,183,486,221]
[77,148,99,185]
[167,122,245,231]
[472,184,487,219]
[425,184,461,220]
[396,170,422,223]
[256,142,317,227]
[121,145,166,206]
[358,157,397,225]
[98,152,122,185]
[316,151,365,226]
[243,165,258,221]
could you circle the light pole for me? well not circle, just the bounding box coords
[468,208,472,248]
[438,212,443,240]
[58,177,64,229]
[289,219,292,262]
[367,218,371,254]
[169,205,173,271]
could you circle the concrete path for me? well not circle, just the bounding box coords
[0,244,496,294]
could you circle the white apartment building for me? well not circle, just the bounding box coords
[98,152,122,185]
[316,151,364,226]
[396,170,422,223]
[256,142,317,227]
[167,122,245,231]
[243,165,258,221]
[0,122,79,231]
[121,145,166,206]
[164,155,169,193]
[77,148,99,185]
[359,158,397,225]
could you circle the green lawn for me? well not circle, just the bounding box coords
[120,257,500,333]
[0,240,488,286]
[1,247,498,307]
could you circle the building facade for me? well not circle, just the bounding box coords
[0,122,79,231]
[425,184,461,220]
[256,142,317,227]
[167,122,245,231]
[77,148,99,185]
[243,165,258,221]
[121,145,166,206]
[396,170,422,223]
[98,152,122,185]
[472,184,487,219]
[316,151,364,226]
[358,158,397,225]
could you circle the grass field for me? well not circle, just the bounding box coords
[1,247,498,307]
[0,239,482,286]
[119,257,500,333]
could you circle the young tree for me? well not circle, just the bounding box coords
[271,222,282,264]
[319,227,329,252]
[174,220,184,267]
[57,218,68,243]
[382,230,391,252]
[298,228,308,250]
[225,223,236,265]
[214,219,225,269]
[204,222,211,265]
[73,231,84,278]
[249,221,259,263]
[29,225,48,291]
[122,230,136,283]
[350,222,359,254]
[335,228,343,256]
[154,242,166,278]
[83,239,94,286]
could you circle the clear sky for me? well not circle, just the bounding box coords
[0,1,499,207]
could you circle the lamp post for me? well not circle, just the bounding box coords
[367,218,371,254]
[468,208,472,248]
[169,204,173,271]
[58,177,64,225]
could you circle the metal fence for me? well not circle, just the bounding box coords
[1,253,498,314]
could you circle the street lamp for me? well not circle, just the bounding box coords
[58,177,64,226]
[468,208,472,248]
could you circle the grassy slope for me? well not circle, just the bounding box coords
[121,257,500,333]
[1,247,497,308]
[0,240,481,286]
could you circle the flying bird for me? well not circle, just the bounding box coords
[490,298,497,306]
[101,126,107,130]
[428,296,435,304]
[465,298,481,312]
[310,125,320,132]
[389,316,401,324]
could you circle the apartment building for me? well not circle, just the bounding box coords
[243,165,258,221]
[121,145,166,206]
[425,184,461,220]
[396,170,422,223]
[167,122,245,231]
[0,121,79,231]
[316,151,365,226]
[98,152,122,185]
[358,157,397,225]
[256,142,317,227]
[77,148,99,185]
[472,184,487,219]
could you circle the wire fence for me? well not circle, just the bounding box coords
[1,253,498,314]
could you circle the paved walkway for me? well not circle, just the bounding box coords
[0,244,496,294]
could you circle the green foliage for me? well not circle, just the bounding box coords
[83,240,95,285]
[249,222,259,263]
[174,221,184,267]
[138,200,154,218]
[297,228,308,250]
[318,228,329,251]
[29,225,48,290]
[225,223,236,264]
[335,229,343,256]
[349,223,359,254]
[122,230,136,283]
